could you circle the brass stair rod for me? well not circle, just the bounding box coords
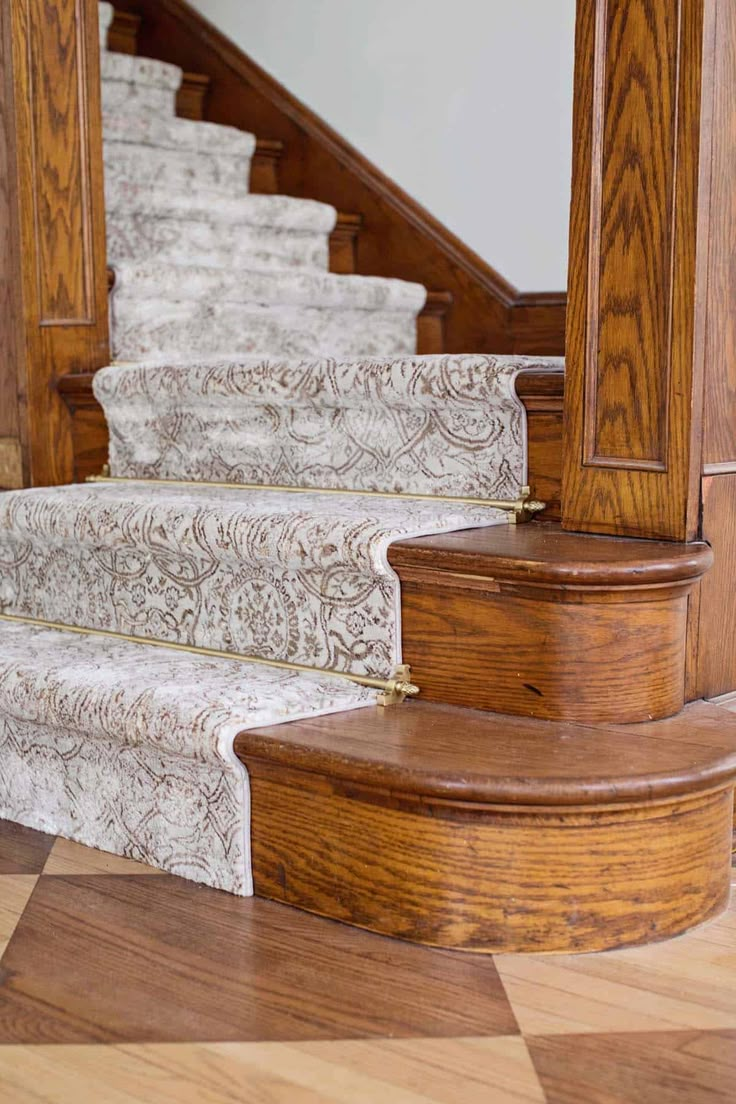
[0,611,419,706]
[87,469,546,522]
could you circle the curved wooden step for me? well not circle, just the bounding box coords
[388,520,711,723]
[236,698,736,954]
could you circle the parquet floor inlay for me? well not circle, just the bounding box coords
[0,819,733,1102]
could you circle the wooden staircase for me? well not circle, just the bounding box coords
[2,0,736,956]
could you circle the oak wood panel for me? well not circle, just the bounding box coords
[2,0,109,488]
[397,579,691,722]
[110,0,566,357]
[563,0,712,539]
[237,699,736,952]
[389,522,711,722]
[0,0,24,487]
[701,1,736,469]
[691,474,736,698]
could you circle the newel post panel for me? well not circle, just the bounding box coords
[0,0,109,490]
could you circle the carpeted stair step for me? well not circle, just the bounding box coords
[101,51,182,120]
[105,189,335,272]
[94,353,535,498]
[0,619,373,893]
[103,115,256,200]
[108,262,426,359]
[0,481,506,678]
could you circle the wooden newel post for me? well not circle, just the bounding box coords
[0,0,109,490]
[562,0,733,544]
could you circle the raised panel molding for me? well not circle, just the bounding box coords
[563,0,714,540]
[1,0,108,488]
[28,0,95,325]
[584,0,680,471]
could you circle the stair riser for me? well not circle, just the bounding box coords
[104,145,252,200]
[106,214,329,272]
[102,81,177,121]
[246,758,734,953]
[110,299,418,360]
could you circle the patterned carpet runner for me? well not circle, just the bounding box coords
[0,2,562,892]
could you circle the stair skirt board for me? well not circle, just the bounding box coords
[0,622,374,894]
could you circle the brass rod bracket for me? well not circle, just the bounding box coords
[512,486,547,524]
[377,664,420,707]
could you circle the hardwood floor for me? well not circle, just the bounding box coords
[0,820,735,1101]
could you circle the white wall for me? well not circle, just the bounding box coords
[190,0,576,291]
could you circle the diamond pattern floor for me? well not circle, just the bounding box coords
[0,820,734,1102]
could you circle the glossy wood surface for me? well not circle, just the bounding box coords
[109,0,566,357]
[389,522,711,722]
[690,474,736,698]
[235,700,736,953]
[701,1,736,471]
[0,0,109,490]
[562,0,712,539]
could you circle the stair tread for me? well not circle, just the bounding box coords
[0,620,373,753]
[389,519,713,585]
[106,186,336,231]
[110,259,426,312]
[103,111,255,157]
[238,697,736,805]
[101,50,182,90]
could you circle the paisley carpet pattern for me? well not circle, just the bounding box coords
[0,3,560,892]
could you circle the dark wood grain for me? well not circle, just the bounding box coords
[0,819,55,874]
[690,474,736,698]
[109,0,566,357]
[562,0,712,539]
[236,700,736,952]
[328,211,361,275]
[701,2,736,471]
[0,874,516,1041]
[687,5,736,698]
[389,521,710,722]
[528,1030,736,1104]
[106,9,140,54]
[416,290,453,356]
[1,0,109,489]
[0,0,24,489]
[237,699,736,807]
